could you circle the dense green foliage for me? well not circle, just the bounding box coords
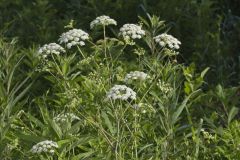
[0,0,240,159]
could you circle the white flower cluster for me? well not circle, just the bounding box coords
[78,55,94,65]
[59,29,89,49]
[157,80,173,94]
[90,15,117,29]
[124,71,148,83]
[201,129,215,141]
[30,140,58,154]
[106,85,136,100]
[154,33,181,50]
[53,113,80,124]
[119,24,145,40]
[164,48,179,56]
[38,43,65,58]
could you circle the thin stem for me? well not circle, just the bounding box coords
[74,108,115,148]
[103,25,107,59]
[103,25,113,86]
[87,39,97,47]
[115,104,121,160]
[50,53,63,76]
[134,109,138,160]
[77,46,86,59]
[50,53,70,91]
[113,44,127,63]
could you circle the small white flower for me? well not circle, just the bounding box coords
[53,113,80,124]
[30,140,58,154]
[49,149,55,153]
[59,29,89,49]
[106,85,136,101]
[119,24,145,40]
[124,71,149,83]
[157,80,173,95]
[90,15,117,29]
[38,43,65,58]
[142,110,147,114]
[154,33,181,50]
[46,144,52,148]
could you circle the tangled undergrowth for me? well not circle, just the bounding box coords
[0,14,239,160]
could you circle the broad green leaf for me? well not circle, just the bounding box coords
[101,111,115,134]
[200,67,210,78]
[48,118,62,139]
[228,106,239,125]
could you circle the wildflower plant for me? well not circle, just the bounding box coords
[30,140,58,154]
[157,79,174,95]
[154,33,181,50]
[32,14,200,159]
[53,113,80,124]
[38,43,65,58]
[119,24,145,41]
[59,28,89,49]
[124,71,149,83]
[90,15,117,29]
[106,85,136,100]
[4,14,217,160]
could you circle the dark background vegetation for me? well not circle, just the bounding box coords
[0,0,239,86]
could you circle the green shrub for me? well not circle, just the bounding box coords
[0,14,217,159]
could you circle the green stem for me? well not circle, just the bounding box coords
[115,104,121,160]
[103,25,107,60]
[113,44,127,63]
[50,53,63,76]
[103,25,113,86]
[134,109,138,160]
[77,46,86,59]
[50,53,70,91]
[74,108,115,146]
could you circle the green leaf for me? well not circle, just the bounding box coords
[200,67,210,78]
[72,150,95,160]
[228,106,239,125]
[172,90,200,125]
[138,144,153,154]
[7,56,24,94]
[68,121,81,134]
[67,137,92,151]
[138,16,150,28]
[39,104,50,124]
[62,62,69,76]
[184,82,192,95]
[101,111,115,134]
[15,131,44,143]
[48,118,62,139]
[25,112,44,128]
[216,84,225,100]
